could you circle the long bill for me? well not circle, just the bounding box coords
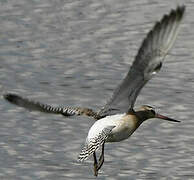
[155,113,180,123]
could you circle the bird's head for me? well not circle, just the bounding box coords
[137,105,180,123]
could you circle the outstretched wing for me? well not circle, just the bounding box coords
[4,93,101,119]
[78,126,115,162]
[98,6,185,117]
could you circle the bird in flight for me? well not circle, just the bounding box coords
[4,6,185,177]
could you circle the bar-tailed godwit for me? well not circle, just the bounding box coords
[4,5,185,177]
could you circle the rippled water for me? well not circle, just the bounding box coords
[0,0,194,179]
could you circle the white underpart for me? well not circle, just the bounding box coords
[86,113,136,143]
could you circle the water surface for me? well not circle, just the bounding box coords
[0,0,194,179]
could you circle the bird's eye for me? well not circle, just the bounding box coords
[151,109,155,115]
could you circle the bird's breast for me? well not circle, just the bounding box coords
[107,114,139,142]
[87,114,139,143]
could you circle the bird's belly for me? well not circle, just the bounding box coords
[87,113,138,143]
[106,125,134,142]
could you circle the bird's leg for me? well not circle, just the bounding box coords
[93,143,105,176]
[93,152,98,177]
[97,142,105,171]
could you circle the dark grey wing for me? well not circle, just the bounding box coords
[98,6,185,117]
[4,93,101,119]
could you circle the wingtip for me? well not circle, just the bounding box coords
[162,5,185,24]
[177,5,186,12]
[176,5,186,17]
[172,5,186,20]
[3,93,19,103]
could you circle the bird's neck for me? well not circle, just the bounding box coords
[128,110,148,126]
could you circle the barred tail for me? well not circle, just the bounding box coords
[78,126,115,161]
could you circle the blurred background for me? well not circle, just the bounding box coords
[0,0,193,179]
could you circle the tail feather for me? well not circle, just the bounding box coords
[78,126,115,161]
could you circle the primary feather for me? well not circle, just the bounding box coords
[4,93,100,119]
[98,6,185,117]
